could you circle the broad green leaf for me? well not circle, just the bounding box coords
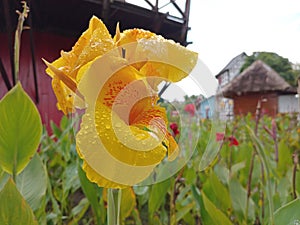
[148,179,170,217]
[120,188,136,222]
[274,198,300,225]
[191,185,201,210]
[69,198,90,225]
[78,164,102,224]
[0,83,42,175]
[50,121,62,138]
[231,161,246,176]
[176,202,195,222]
[277,139,292,175]
[246,125,274,224]
[207,171,232,211]
[202,191,233,225]
[214,164,229,185]
[152,215,163,225]
[0,166,9,191]
[199,137,221,171]
[0,179,38,225]
[229,178,255,222]
[277,177,291,205]
[16,154,47,212]
[195,189,216,225]
[133,185,149,195]
[131,209,142,225]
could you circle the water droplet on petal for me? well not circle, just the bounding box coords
[115,122,121,128]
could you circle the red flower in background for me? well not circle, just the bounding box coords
[170,122,180,137]
[184,103,195,116]
[216,132,225,141]
[228,136,239,146]
[216,132,239,147]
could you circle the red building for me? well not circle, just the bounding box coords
[221,60,297,117]
[0,0,192,130]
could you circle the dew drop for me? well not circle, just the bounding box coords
[114,122,121,128]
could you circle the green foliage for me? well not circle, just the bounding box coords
[1,85,299,224]
[0,83,42,176]
[274,198,300,225]
[0,179,38,225]
[16,154,47,212]
[202,191,233,225]
[240,52,300,86]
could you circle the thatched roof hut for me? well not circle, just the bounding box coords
[221,60,296,98]
[219,60,297,117]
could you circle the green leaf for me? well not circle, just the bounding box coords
[191,185,201,210]
[246,125,274,224]
[148,179,170,217]
[208,171,232,211]
[274,198,300,225]
[120,188,136,222]
[0,83,42,175]
[131,208,142,225]
[16,154,47,212]
[0,166,9,191]
[229,178,255,222]
[78,164,102,224]
[176,202,195,222]
[50,121,62,138]
[201,191,233,225]
[231,161,246,176]
[69,198,90,225]
[199,137,221,171]
[277,139,292,175]
[0,179,38,225]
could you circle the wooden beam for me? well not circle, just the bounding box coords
[28,0,39,103]
[3,0,16,85]
[0,58,12,91]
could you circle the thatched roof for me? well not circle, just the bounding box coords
[221,60,296,98]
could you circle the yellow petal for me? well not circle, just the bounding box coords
[82,161,128,189]
[165,133,179,161]
[94,103,167,166]
[47,16,115,80]
[51,76,74,115]
[76,106,161,187]
[117,28,156,45]
[129,97,179,160]
[137,36,198,83]
[115,29,156,70]
[44,16,115,114]
[116,29,198,89]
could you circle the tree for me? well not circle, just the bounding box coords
[240,52,300,86]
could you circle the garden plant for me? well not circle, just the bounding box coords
[0,3,299,225]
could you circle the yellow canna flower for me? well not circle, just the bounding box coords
[44,16,115,114]
[45,16,198,188]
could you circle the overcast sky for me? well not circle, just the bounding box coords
[187,0,300,74]
[127,0,300,101]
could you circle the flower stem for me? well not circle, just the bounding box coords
[107,188,122,225]
[14,1,29,83]
[292,151,298,199]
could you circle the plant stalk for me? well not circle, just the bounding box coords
[14,1,29,83]
[245,150,255,221]
[292,151,298,199]
[107,188,122,225]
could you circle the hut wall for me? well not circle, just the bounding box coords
[278,95,299,113]
[233,93,278,117]
[0,31,76,131]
